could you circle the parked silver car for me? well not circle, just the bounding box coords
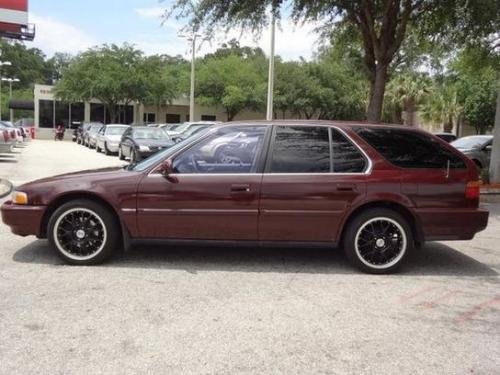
[96,124,129,155]
[85,123,104,148]
[451,135,493,169]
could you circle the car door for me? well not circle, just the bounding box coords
[136,125,269,240]
[121,128,134,157]
[97,127,105,148]
[259,125,368,242]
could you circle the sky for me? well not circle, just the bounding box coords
[27,0,321,60]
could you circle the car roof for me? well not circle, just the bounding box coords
[216,119,426,131]
[105,124,129,127]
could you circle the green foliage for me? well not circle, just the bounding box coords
[196,51,266,120]
[54,44,148,122]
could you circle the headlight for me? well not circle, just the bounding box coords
[139,145,150,152]
[12,191,28,205]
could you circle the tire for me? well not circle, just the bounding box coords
[96,144,101,153]
[47,199,120,265]
[118,146,125,160]
[342,208,413,274]
[104,143,110,155]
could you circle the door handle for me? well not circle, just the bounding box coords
[231,184,251,193]
[336,183,356,192]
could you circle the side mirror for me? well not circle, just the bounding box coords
[159,159,178,183]
[484,145,492,152]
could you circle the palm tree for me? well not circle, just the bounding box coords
[386,73,430,127]
[421,84,463,133]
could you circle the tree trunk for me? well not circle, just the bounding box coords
[489,90,500,183]
[366,65,388,123]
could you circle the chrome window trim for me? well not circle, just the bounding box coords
[146,123,373,177]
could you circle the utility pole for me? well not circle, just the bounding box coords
[179,30,201,122]
[489,90,500,183]
[266,15,276,121]
[2,77,20,122]
[0,60,12,121]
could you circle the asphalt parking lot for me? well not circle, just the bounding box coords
[0,140,499,374]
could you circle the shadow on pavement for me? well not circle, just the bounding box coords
[13,239,498,277]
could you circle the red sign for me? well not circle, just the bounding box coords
[1,0,27,12]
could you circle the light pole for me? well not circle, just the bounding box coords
[0,61,12,121]
[266,15,276,121]
[2,78,20,122]
[179,31,201,122]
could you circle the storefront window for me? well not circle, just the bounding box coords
[90,103,105,123]
[70,103,84,126]
[39,100,54,128]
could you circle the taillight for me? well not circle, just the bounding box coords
[465,181,481,199]
[10,130,15,138]
[2,130,8,142]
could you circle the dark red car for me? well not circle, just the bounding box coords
[1,121,489,273]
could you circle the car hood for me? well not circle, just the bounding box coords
[19,167,127,187]
[136,139,174,147]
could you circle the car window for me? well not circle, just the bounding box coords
[355,127,466,169]
[173,126,266,174]
[451,136,492,149]
[331,128,367,173]
[269,126,330,173]
[106,127,128,136]
[133,128,169,140]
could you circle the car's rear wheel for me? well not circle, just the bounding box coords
[48,199,120,265]
[343,208,413,274]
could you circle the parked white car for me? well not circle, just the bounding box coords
[96,124,130,155]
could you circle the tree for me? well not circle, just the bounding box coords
[46,52,73,84]
[420,82,462,133]
[490,91,500,183]
[142,55,188,115]
[385,72,430,126]
[168,0,499,123]
[54,44,147,123]
[196,53,266,120]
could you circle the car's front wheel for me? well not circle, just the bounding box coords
[48,199,120,265]
[343,208,413,274]
[104,143,110,155]
[118,146,125,160]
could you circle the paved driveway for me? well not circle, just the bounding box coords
[0,141,499,374]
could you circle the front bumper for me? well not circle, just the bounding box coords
[417,208,489,241]
[107,143,120,153]
[1,201,46,237]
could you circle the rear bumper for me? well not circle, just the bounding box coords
[416,208,489,241]
[1,201,46,237]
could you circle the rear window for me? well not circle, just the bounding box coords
[354,127,466,169]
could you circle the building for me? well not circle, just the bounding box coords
[33,84,265,139]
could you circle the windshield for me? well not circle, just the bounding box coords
[128,131,208,172]
[133,128,169,140]
[451,136,491,149]
[106,127,128,136]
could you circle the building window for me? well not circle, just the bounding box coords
[201,115,216,121]
[143,112,156,124]
[90,103,105,123]
[39,100,54,128]
[55,101,69,127]
[166,113,181,123]
[70,103,85,127]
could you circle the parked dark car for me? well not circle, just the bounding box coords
[1,121,489,274]
[450,135,493,169]
[434,132,457,143]
[118,126,174,162]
